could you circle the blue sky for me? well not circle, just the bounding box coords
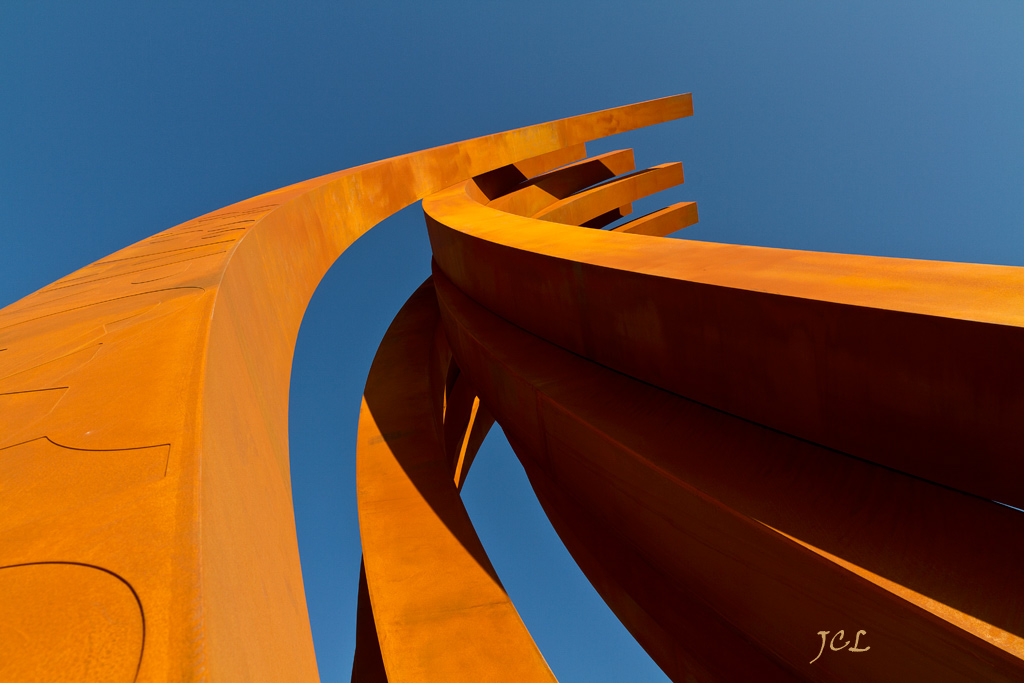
[3,3,1023,681]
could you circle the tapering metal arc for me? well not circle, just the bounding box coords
[419,150,1024,681]
[0,95,693,682]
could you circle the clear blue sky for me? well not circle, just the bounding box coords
[3,3,1023,681]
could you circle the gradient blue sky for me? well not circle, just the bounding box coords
[3,3,1023,681]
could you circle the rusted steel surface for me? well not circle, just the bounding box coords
[532,162,684,226]
[356,280,553,682]
[487,149,635,216]
[424,178,1024,510]
[5,88,1021,683]
[0,96,692,682]
[419,120,1024,679]
[432,263,1024,682]
[611,200,698,236]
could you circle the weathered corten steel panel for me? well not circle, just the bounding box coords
[0,96,691,682]
[421,158,1024,680]
[356,280,554,682]
[5,87,1021,683]
[431,262,1024,681]
[424,179,1024,509]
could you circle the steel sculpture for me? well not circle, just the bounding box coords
[1,94,1022,682]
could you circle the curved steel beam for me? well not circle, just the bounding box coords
[431,260,1024,681]
[421,155,1024,680]
[531,162,684,226]
[424,178,1024,509]
[356,280,553,682]
[610,201,698,236]
[487,149,635,217]
[0,94,692,682]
